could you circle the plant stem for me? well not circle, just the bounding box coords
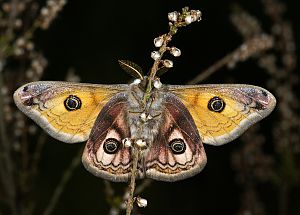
[126,148,139,215]
[143,34,171,104]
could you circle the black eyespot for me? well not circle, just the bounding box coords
[103,138,120,154]
[64,95,81,111]
[170,139,186,154]
[208,97,225,112]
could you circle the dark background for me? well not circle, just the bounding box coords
[9,0,300,214]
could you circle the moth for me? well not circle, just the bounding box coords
[13,62,276,182]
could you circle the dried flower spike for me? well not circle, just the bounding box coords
[16,38,25,47]
[38,0,67,29]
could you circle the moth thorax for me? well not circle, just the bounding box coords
[127,86,164,150]
[128,116,160,150]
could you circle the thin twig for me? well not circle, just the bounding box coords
[187,52,234,84]
[30,133,47,179]
[187,34,274,84]
[104,180,115,202]
[134,179,152,195]
[126,148,139,215]
[42,149,82,215]
[104,183,120,215]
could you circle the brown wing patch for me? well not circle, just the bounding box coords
[145,93,207,182]
[82,92,133,182]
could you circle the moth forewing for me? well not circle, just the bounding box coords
[13,81,128,143]
[167,84,276,146]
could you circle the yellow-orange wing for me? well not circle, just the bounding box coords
[14,81,128,143]
[168,84,276,145]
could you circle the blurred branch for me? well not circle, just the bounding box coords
[134,179,152,195]
[42,149,82,215]
[29,133,47,180]
[230,1,299,215]
[187,34,274,84]
[0,0,67,214]
[0,62,17,215]
[260,1,299,214]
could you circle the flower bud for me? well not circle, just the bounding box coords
[168,11,178,22]
[136,197,148,208]
[170,47,181,57]
[151,51,161,60]
[122,138,132,148]
[154,36,164,47]
[185,15,193,24]
[191,10,202,22]
[163,59,173,68]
